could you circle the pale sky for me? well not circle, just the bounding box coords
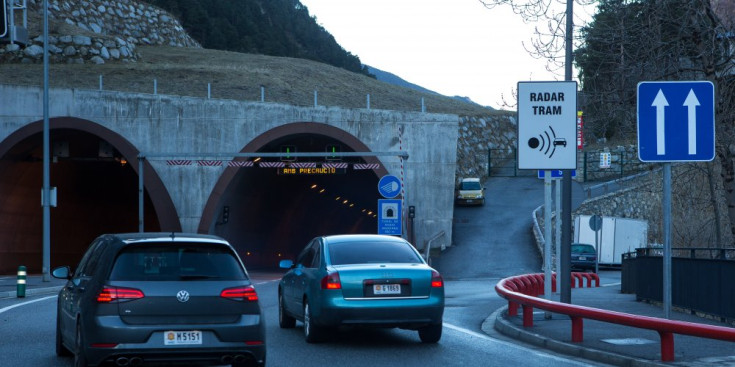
[299,0,591,110]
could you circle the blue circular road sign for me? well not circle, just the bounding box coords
[378,175,402,198]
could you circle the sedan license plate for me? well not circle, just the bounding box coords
[374,284,401,295]
[579,256,587,261]
[164,330,202,345]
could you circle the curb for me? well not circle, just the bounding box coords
[0,286,63,299]
[490,305,669,367]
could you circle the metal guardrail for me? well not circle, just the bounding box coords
[495,272,735,362]
[423,230,446,265]
[582,170,656,199]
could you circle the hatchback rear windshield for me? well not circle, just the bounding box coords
[109,243,247,281]
[461,181,482,190]
[328,240,423,265]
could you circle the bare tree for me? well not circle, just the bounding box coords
[479,0,597,80]
[576,0,735,247]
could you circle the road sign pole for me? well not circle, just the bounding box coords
[663,163,672,319]
[543,172,552,318]
[561,170,572,304]
[555,179,561,293]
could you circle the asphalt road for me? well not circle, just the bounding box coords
[0,176,608,367]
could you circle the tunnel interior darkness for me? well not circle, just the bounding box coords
[0,129,160,274]
[211,133,383,270]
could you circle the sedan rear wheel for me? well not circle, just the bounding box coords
[418,323,442,343]
[303,301,325,343]
[279,292,296,328]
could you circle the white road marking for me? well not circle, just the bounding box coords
[602,282,621,287]
[443,322,597,366]
[0,295,56,314]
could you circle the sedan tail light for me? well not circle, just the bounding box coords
[430,270,444,288]
[220,285,259,301]
[320,271,341,290]
[97,286,144,303]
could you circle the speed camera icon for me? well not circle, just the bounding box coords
[528,125,564,158]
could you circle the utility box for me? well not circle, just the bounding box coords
[574,215,648,266]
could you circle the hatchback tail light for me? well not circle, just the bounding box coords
[220,285,258,301]
[320,271,341,290]
[430,270,444,288]
[97,286,144,303]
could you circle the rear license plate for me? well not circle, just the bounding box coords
[164,331,202,345]
[374,284,401,295]
[579,256,587,261]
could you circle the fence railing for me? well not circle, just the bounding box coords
[628,247,735,260]
[488,149,648,181]
[622,250,735,321]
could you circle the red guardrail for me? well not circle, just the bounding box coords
[495,272,735,362]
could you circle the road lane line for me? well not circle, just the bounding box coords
[0,295,56,314]
[443,322,596,366]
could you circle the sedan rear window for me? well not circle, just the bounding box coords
[109,243,247,281]
[328,240,423,265]
[571,244,596,254]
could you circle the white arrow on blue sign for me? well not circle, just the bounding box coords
[637,81,715,162]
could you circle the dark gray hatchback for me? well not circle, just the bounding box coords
[52,233,266,367]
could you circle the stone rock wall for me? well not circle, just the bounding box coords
[0,0,199,64]
[455,113,517,184]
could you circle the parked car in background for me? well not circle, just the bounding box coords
[52,233,266,367]
[278,234,445,343]
[455,177,485,206]
[571,243,598,272]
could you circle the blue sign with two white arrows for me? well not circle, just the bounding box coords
[637,81,715,162]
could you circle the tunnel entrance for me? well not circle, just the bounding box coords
[0,128,161,274]
[208,129,391,270]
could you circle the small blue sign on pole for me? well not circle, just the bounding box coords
[378,175,402,198]
[637,81,715,162]
[378,199,402,236]
[537,170,576,179]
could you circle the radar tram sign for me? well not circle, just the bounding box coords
[517,81,578,170]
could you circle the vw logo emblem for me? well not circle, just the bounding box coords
[176,290,190,303]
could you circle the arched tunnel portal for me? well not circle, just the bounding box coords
[202,123,392,270]
[0,118,178,274]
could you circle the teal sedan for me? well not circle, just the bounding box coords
[278,234,445,343]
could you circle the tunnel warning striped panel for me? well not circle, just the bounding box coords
[166,160,192,166]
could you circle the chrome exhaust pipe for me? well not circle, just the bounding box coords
[115,357,130,366]
[234,354,247,363]
[129,357,143,366]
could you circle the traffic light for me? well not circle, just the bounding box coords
[325,144,341,161]
[280,145,297,161]
[0,0,7,39]
[221,206,229,224]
